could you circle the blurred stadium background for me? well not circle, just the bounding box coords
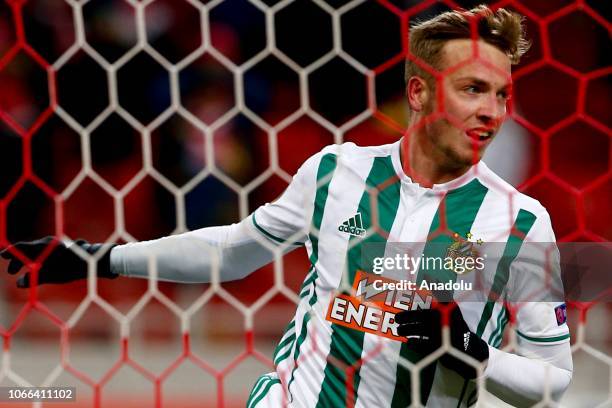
[0,0,610,406]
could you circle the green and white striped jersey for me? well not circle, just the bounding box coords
[249,140,569,407]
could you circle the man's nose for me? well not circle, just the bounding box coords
[476,93,505,125]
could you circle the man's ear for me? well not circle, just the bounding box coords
[406,76,429,112]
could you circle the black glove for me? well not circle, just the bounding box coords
[395,303,489,379]
[1,236,118,288]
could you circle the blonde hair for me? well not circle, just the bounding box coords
[405,5,530,84]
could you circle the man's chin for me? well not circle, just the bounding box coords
[459,146,485,165]
[447,149,482,168]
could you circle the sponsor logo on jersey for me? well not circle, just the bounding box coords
[445,232,483,275]
[326,271,432,342]
[338,213,366,237]
[554,303,567,326]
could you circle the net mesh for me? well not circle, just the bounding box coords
[0,0,610,406]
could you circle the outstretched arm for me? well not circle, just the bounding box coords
[2,213,303,287]
[2,151,320,287]
[111,216,299,283]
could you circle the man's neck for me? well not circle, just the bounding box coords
[399,136,472,188]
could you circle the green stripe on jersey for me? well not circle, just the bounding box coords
[308,154,338,266]
[273,320,296,365]
[317,156,401,407]
[476,209,537,337]
[493,311,509,348]
[248,376,281,408]
[299,268,317,298]
[488,306,507,346]
[391,178,488,407]
[516,330,570,342]
[247,375,273,408]
[286,153,337,395]
[252,213,303,246]
[274,341,295,366]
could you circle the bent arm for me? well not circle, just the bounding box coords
[485,209,573,406]
[484,339,572,406]
[110,216,298,283]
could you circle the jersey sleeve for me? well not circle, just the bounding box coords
[249,152,321,247]
[485,340,572,404]
[508,209,570,344]
[111,151,327,283]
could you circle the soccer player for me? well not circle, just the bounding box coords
[2,5,572,407]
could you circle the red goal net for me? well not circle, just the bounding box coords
[0,0,610,407]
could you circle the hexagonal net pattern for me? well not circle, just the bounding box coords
[0,0,610,407]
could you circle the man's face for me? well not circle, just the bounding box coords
[421,39,512,168]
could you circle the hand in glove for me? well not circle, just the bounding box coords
[395,303,489,379]
[1,236,117,288]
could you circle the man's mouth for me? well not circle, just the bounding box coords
[465,128,494,143]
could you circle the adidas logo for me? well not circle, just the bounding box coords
[463,332,470,351]
[338,213,367,237]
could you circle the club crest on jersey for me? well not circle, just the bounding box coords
[338,213,366,237]
[445,232,483,275]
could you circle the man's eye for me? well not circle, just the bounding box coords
[464,85,479,93]
[498,91,511,101]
